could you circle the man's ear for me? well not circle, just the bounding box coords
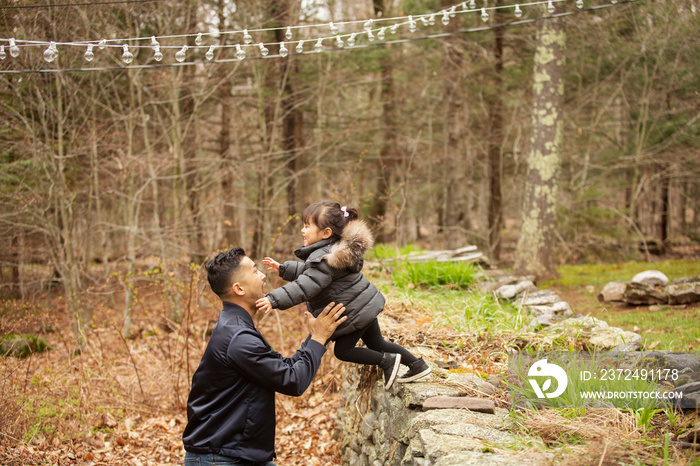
[322,227,333,239]
[231,282,245,296]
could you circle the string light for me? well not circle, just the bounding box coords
[43,41,58,62]
[243,29,253,45]
[285,27,292,40]
[0,0,639,72]
[481,8,490,21]
[175,45,187,62]
[235,44,245,60]
[0,45,6,60]
[9,38,20,57]
[84,43,95,61]
[121,44,133,64]
[205,45,215,60]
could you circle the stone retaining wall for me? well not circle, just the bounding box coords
[335,359,552,466]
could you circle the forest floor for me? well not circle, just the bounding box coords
[1,257,700,465]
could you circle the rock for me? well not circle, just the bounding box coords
[679,421,700,443]
[543,315,609,338]
[623,281,668,305]
[667,281,700,305]
[518,289,562,307]
[598,281,627,303]
[495,281,538,300]
[632,270,669,287]
[395,382,466,409]
[444,371,498,395]
[528,314,556,330]
[422,396,496,414]
[0,334,51,358]
[636,352,700,374]
[671,381,700,409]
[526,301,573,318]
[587,327,642,351]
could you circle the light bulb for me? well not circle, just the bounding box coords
[481,8,489,22]
[547,1,555,14]
[295,40,304,53]
[428,14,435,25]
[336,36,344,48]
[43,42,58,63]
[9,38,20,58]
[243,29,253,44]
[122,44,133,64]
[514,5,523,17]
[469,0,476,9]
[314,38,323,53]
[390,24,399,34]
[205,45,215,60]
[84,43,94,62]
[367,31,375,42]
[235,44,246,60]
[175,45,187,62]
[285,27,292,40]
[442,11,450,25]
[576,0,584,8]
[409,16,417,33]
[347,34,356,47]
[420,16,429,26]
[0,45,5,60]
[151,36,159,48]
[450,6,457,17]
[329,22,339,35]
[259,42,269,56]
[364,19,373,32]
[461,2,469,10]
[279,42,289,57]
[98,39,106,50]
[377,27,385,40]
[154,46,163,61]
[195,33,203,46]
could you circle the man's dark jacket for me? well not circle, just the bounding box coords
[182,302,326,462]
[265,220,384,339]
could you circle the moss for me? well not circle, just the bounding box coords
[0,334,51,358]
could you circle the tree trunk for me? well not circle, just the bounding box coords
[487,2,505,261]
[440,0,468,248]
[659,164,670,252]
[369,0,398,243]
[514,8,566,281]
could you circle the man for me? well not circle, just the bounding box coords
[183,247,347,466]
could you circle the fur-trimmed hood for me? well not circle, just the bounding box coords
[323,220,374,270]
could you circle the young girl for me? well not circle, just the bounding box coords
[255,201,430,390]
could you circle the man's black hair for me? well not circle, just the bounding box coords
[206,247,246,298]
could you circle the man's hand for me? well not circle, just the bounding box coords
[308,302,347,345]
[256,297,273,315]
[262,257,280,273]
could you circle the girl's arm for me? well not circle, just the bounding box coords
[263,261,333,311]
[278,260,304,281]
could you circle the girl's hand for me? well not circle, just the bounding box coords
[256,297,273,315]
[262,257,280,273]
